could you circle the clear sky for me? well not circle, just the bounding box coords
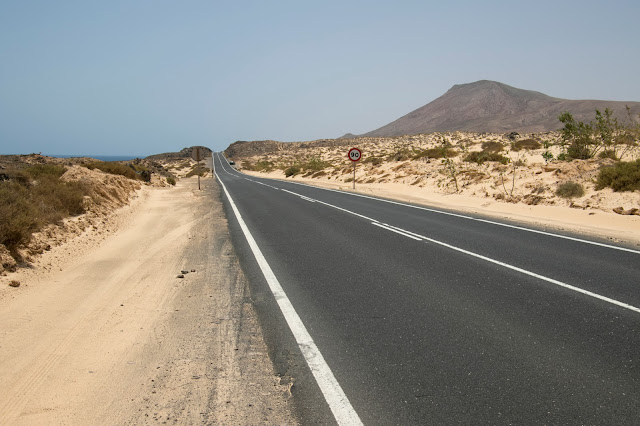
[1,0,639,156]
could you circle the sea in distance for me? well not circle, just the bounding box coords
[50,154,143,162]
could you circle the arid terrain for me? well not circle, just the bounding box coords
[227,131,640,246]
[0,154,297,424]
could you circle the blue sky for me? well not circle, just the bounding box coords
[1,0,638,156]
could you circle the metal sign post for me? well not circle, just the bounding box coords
[347,148,362,190]
[191,147,203,190]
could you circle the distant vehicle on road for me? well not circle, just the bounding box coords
[228,160,235,166]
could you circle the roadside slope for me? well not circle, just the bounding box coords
[0,172,296,424]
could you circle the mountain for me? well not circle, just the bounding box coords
[145,146,212,161]
[362,80,640,136]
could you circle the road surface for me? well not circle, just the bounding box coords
[214,153,640,425]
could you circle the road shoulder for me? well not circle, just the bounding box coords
[0,175,296,424]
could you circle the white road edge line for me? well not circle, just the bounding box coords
[214,165,363,426]
[372,222,422,241]
[400,225,640,314]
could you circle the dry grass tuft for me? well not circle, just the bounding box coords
[0,165,90,257]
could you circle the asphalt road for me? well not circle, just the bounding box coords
[213,153,640,425]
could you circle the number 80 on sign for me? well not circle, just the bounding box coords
[348,148,362,162]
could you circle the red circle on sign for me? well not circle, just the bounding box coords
[348,148,362,162]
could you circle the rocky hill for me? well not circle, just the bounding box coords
[360,80,640,136]
[145,146,212,161]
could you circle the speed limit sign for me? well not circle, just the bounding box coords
[348,148,362,162]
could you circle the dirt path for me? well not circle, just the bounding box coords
[0,175,296,424]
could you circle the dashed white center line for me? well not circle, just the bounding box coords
[372,222,422,241]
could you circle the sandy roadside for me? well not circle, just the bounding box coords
[0,174,296,424]
[242,170,640,247]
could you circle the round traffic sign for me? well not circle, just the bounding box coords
[348,148,362,162]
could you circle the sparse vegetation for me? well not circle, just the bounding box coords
[85,161,140,180]
[598,150,618,160]
[481,141,504,153]
[439,137,460,192]
[558,108,639,160]
[248,160,275,172]
[464,151,509,165]
[388,148,412,162]
[512,139,541,151]
[0,165,90,257]
[596,160,640,192]
[284,166,301,177]
[413,147,458,160]
[166,176,176,186]
[303,158,330,171]
[542,140,554,164]
[185,165,210,177]
[282,158,330,178]
[363,156,384,166]
[555,181,585,198]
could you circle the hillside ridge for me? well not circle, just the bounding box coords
[361,80,640,136]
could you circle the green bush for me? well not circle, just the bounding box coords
[567,142,593,160]
[555,181,585,198]
[166,176,176,186]
[242,160,274,172]
[284,166,301,177]
[413,148,458,160]
[302,158,330,171]
[481,141,504,153]
[254,160,275,171]
[598,150,618,160]
[464,151,509,165]
[512,139,541,151]
[596,160,640,192]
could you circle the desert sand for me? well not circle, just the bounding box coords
[0,172,296,424]
[233,131,640,246]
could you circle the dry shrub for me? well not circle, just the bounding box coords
[186,165,209,177]
[284,166,301,177]
[481,141,504,153]
[413,148,458,160]
[302,158,331,171]
[464,151,509,165]
[460,170,487,183]
[86,161,139,180]
[388,148,412,162]
[0,183,40,256]
[512,139,542,151]
[596,160,640,192]
[598,150,618,160]
[0,167,89,257]
[556,181,585,198]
